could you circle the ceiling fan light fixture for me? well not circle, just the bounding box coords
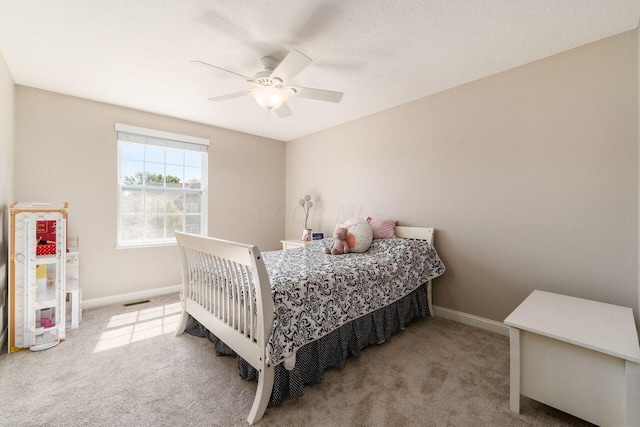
[251,86,288,110]
[197,49,344,117]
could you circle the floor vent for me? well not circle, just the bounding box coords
[123,300,150,307]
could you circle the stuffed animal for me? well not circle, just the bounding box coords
[325,227,350,255]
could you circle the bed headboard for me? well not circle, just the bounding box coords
[395,226,434,245]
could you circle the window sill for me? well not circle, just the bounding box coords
[115,241,177,250]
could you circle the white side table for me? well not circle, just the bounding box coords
[65,252,81,329]
[504,290,640,426]
[280,239,312,250]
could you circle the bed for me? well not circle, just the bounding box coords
[174,226,445,424]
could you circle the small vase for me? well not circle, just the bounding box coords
[301,228,312,241]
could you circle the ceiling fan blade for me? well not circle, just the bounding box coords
[291,86,343,103]
[270,50,312,84]
[191,60,252,81]
[208,91,249,102]
[276,102,293,118]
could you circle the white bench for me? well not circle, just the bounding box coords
[504,290,640,427]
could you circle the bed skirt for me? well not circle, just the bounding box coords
[185,284,429,405]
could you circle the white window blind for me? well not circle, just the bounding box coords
[115,123,209,152]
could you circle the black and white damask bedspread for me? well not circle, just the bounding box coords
[262,238,445,366]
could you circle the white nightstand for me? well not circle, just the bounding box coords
[280,239,312,250]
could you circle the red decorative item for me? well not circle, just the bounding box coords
[36,244,56,256]
[36,220,57,242]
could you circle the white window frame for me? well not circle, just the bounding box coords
[115,123,209,248]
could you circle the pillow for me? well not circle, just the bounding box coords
[366,217,397,239]
[339,218,373,253]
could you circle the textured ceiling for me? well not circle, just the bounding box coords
[0,1,638,142]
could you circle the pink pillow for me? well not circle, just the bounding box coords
[367,217,397,239]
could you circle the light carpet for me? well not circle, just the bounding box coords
[0,293,593,427]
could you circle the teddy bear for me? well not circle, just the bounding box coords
[325,226,350,255]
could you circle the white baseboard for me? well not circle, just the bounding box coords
[83,284,182,309]
[78,288,510,338]
[433,305,509,336]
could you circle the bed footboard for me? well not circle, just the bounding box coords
[174,232,274,425]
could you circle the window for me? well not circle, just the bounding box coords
[116,124,208,247]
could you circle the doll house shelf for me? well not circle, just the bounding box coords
[8,202,68,352]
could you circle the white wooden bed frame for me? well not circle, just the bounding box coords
[174,226,435,425]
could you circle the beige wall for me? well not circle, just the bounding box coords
[286,31,639,323]
[0,51,14,343]
[14,87,285,300]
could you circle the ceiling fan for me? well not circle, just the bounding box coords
[193,50,343,117]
